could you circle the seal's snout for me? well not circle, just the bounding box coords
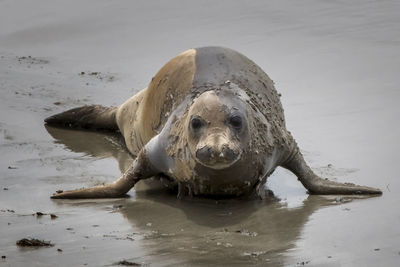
[195,134,241,169]
[196,145,237,162]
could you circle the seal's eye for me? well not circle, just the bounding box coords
[191,117,203,130]
[229,115,242,130]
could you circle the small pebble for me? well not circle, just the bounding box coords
[224,243,233,248]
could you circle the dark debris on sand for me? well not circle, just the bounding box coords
[16,238,54,247]
[117,260,142,266]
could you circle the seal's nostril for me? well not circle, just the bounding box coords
[196,146,212,162]
[222,147,237,161]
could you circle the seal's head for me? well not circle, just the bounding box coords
[187,90,250,170]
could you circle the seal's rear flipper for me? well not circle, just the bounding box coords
[282,151,382,195]
[45,105,118,131]
[51,150,158,199]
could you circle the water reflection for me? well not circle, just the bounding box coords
[120,192,335,266]
[45,125,132,172]
[46,125,336,266]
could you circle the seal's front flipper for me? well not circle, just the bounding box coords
[45,105,118,131]
[51,151,158,199]
[282,151,382,195]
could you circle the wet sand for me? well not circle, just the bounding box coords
[1,0,399,266]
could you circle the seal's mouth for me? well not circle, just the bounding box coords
[195,145,242,170]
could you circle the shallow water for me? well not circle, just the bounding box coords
[1,0,399,266]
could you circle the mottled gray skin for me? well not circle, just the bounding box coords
[46,47,382,199]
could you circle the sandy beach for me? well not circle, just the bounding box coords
[1,0,399,266]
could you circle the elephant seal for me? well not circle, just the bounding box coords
[45,47,382,198]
